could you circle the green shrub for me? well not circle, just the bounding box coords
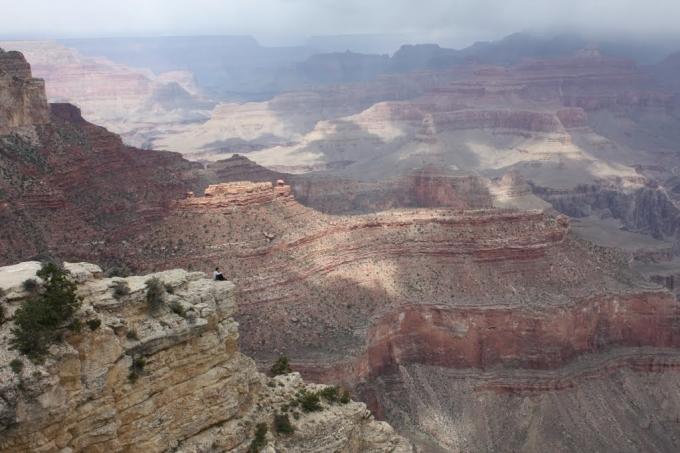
[105,265,130,278]
[319,386,340,403]
[128,356,146,382]
[87,319,101,331]
[10,358,23,374]
[112,281,130,299]
[22,278,39,294]
[126,328,139,341]
[144,278,165,311]
[68,318,82,333]
[340,389,351,404]
[10,263,81,360]
[297,390,322,412]
[169,301,186,317]
[248,423,268,452]
[273,413,294,435]
[270,355,292,376]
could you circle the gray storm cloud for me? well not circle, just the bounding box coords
[2,0,680,45]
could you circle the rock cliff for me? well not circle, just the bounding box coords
[0,262,411,452]
[0,99,210,265]
[0,49,49,134]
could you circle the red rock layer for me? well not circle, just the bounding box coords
[360,292,680,379]
[0,103,206,264]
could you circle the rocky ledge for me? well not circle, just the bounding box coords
[0,262,411,452]
[177,181,293,210]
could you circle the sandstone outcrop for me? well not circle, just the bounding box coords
[206,155,547,214]
[178,181,293,209]
[0,48,49,134]
[0,262,411,452]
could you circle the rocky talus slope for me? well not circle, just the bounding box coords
[0,262,411,452]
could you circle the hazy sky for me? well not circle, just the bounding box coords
[2,0,680,46]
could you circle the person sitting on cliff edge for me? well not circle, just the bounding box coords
[213,267,226,281]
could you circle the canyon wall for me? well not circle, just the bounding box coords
[114,183,680,451]
[535,183,680,242]
[0,49,49,134]
[0,100,210,266]
[0,262,411,452]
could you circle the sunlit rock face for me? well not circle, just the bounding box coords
[152,52,652,179]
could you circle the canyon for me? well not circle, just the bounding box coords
[122,181,680,452]
[2,39,680,451]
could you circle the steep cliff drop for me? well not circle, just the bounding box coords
[0,262,412,452]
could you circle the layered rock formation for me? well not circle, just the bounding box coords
[241,52,654,183]
[209,50,680,276]
[0,262,411,452]
[3,44,680,452]
[0,100,211,265]
[207,155,545,213]
[180,181,293,209]
[0,49,49,134]
[534,183,680,242]
[0,41,213,148]
[101,181,680,451]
